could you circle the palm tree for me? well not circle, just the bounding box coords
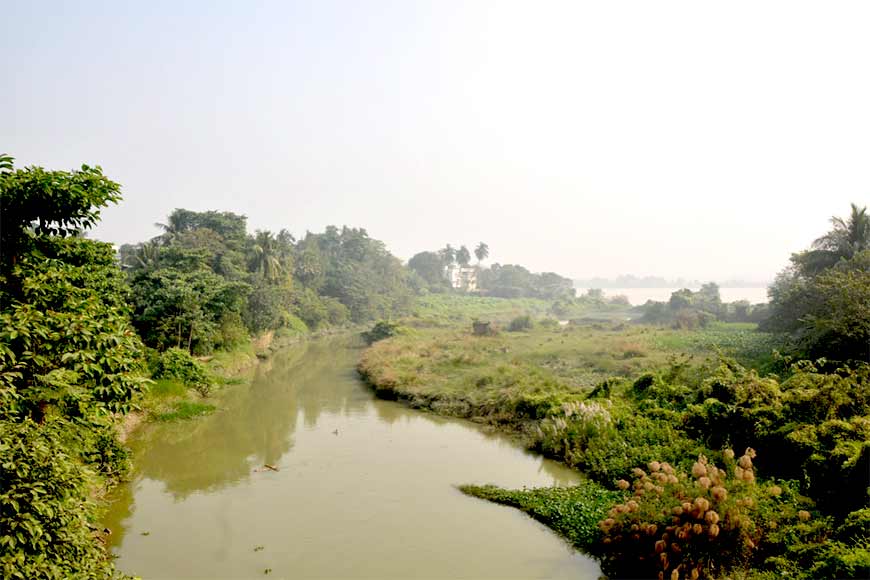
[439,244,456,266]
[814,203,869,257]
[154,212,186,246]
[474,242,489,265]
[797,203,869,275]
[134,241,161,271]
[249,230,282,281]
[457,245,471,267]
[0,153,13,172]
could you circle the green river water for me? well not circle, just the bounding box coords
[103,338,600,579]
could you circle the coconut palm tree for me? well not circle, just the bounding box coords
[134,241,161,271]
[249,230,282,281]
[154,212,187,246]
[797,203,869,275]
[814,203,869,257]
[474,242,489,265]
[457,245,471,267]
[439,244,456,266]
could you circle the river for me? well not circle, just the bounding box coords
[103,338,600,579]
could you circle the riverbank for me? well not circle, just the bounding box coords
[124,324,362,436]
[357,312,869,579]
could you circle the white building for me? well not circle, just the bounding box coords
[446,264,478,292]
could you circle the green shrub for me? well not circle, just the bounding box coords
[281,312,309,335]
[216,311,249,350]
[0,419,117,579]
[508,315,533,332]
[362,321,402,344]
[153,348,212,397]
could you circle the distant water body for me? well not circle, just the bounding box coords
[575,287,769,306]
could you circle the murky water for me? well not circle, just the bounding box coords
[104,338,600,579]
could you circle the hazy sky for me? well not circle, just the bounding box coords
[3,1,868,281]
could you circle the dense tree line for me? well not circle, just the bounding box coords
[120,212,415,354]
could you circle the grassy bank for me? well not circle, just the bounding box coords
[358,306,869,579]
[358,320,773,430]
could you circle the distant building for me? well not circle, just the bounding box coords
[446,264,478,292]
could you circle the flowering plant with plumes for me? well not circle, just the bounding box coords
[596,449,805,580]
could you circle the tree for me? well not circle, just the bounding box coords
[0,158,146,576]
[668,288,694,311]
[248,230,283,282]
[456,245,471,267]
[439,244,456,266]
[696,282,723,316]
[408,251,448,288]
[0,162,121,272]
[474,242,489,265]
[764,203,870,360]
[793,203,869,276]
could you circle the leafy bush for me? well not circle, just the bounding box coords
[683,359,870,515]
[153,348,212,397]
[0,419,117,579]
[281,312,309,335]
[508,315,533,332]
[362,321,402,345]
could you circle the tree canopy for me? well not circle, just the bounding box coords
[763,204,870,360]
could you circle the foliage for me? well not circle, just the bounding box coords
[507,315,534,332]
[153,348,212,397]
[126,212,405,354]
[0,157,145,577]
[0,419,118,579]
[474,242,489,264]
[154,401,216,421]
[638,283,768,329]
[478,263,575,300]
[682,359,870,515]
[0,187,148,423]
[459,482,620,551]
[596,450,815,580]
[303,226,415,322]
[764,204,870,360]
[362,321,403,345]
[0,162,122,269]
[408,251,450,291]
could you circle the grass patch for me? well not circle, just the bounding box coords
[410,294,552,326]
[154,401,216,422]
[148,378,188,398]
[459,481,621,552]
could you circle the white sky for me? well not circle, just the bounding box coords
[3,1,868,281]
